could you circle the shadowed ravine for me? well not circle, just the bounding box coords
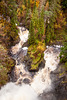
[0,27,65,100]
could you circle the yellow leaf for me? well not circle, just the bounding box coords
[36,1,40,7]
[22,5,26,10]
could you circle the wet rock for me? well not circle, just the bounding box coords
[55,83,67,100]
[39,59,45,70]
[11,47,28,65]
[23,78,30,84]
[22,41,29,47]
[11,41,23,54]
[39,92,56,100]
[10,67,20,82]
[49,63,67,100]
[10,63,33,84]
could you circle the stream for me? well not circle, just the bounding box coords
[0,27,66,100]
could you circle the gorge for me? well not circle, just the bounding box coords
[0,27,66,100]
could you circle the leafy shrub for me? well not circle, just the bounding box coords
[61,0,67,9]
[0,63,8,86]
[0,44,15,86]
[28,42,45,70]
[0,0,19,47]
[60,42,67,62]
[60,42,67,70]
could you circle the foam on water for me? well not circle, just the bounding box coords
[18,27,29,43]
[11,27,29,54]
[31,67,52,94]
[0,83,38,100]
[44,47,60,71]
[22,47,28,50]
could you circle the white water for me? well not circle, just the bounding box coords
[0,83,38,100]
[31,47,60,94]
[18,27,29,43]
[0,27,60,100]
[11,27,29,54]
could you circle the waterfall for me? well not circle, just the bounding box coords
[0,83,38,100]
[11,27,29,54]
[31,47,60,94]
[0,26,61,100]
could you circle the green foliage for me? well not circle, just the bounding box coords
[28,3,46,70]
[0,0,19,46]
[60,42,67,70]
[45,0,66,44]
[45,0,57,43]
[24,0,27,7]
[44,11,52,17]
[33,0,36,10]
[28,42,45,70]
[0,1,6,15]
[45,16,55,43]
[28,7,45,45]
[60,42,67,62]
[38,7,45,40]
[28,19,35,45]
[61,0,67,9]
[7,0,19,40]
[28,0,31,8]
[0,44,15,71]
[0,63,8,86]
[64,62,67,70]
[0,44,15,86]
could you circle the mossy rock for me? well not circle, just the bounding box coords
[28,42,45,70]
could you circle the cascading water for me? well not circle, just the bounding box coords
[0,83,38,100]
[11,27,29,54]
[31,47,60,95]
[0,27,61,100]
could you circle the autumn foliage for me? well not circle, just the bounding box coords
[0,0,67,85]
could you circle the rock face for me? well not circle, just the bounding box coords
[39,92,57,100]
[53,64,67,100]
